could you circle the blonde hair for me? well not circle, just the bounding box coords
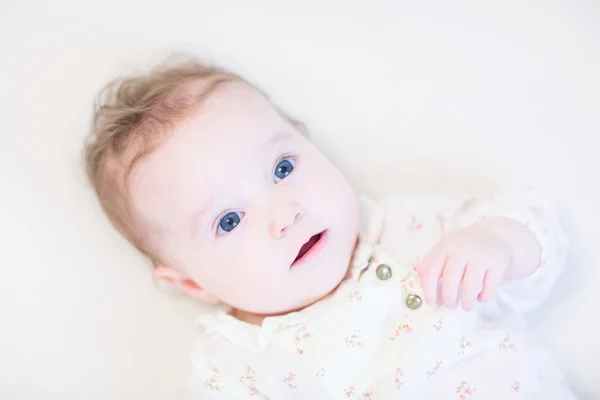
[84,56,250,260]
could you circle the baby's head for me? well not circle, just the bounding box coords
[85,56,359,316]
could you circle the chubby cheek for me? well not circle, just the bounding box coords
[308,161,358,221]
[196,242,281,307]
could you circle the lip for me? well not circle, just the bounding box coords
[291,230,328,268]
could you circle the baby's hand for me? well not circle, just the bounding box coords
[417,223,513,310]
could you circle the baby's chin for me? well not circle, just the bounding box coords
[232,239,357,318]
[276,263,353,315]
[234,277,345,319]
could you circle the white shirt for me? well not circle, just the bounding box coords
[188,191,576,399]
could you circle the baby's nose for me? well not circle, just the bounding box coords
[268,202,304,239]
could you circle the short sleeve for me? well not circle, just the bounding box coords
[449,190,569,314]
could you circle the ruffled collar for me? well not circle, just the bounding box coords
[196,195,385,353]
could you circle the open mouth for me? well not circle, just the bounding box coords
[292,230,327,267]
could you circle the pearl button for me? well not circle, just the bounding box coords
[405,294,422,310]
[375,263,392,280]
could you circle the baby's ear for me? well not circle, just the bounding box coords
[153,264,220,304]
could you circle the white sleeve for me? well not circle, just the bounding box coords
[448,190,569,314]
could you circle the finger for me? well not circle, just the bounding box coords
[418,252,447,306]
[461,263,487,311]
[441,258,467,308]
[478,267,504,302]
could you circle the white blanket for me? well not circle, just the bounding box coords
[1,0,598,398]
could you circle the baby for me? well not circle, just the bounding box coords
[85,56,577,399]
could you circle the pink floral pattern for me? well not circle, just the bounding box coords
[433,318,446,332]
[205,369,223,392]
[511,381,522,392]
[345,329,365,348]
[348,288,362,301]
[456,381,476,398]
[344,385,357,398]
[395,367,404,389]
[499,333,516,352]
[239,366,268,398]
[426,361,442,378]
[407,215,424,231]
[411,259,420,272]
[294,325,312,355]
[283,373,297,389]
[400,273,416,292]
[390,314,413,340]
[458,336,471,355]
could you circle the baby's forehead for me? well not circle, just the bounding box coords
[201,81,276,119]
[172,82,285,149]
[128,81,290,228]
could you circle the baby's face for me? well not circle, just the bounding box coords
[130,82,359,314]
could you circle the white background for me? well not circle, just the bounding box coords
[1,0,599,398]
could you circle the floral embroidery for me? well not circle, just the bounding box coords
[499,333,516,352]
[390,314,413,340]
[395,367,404,389]
[239,366,268,398]
[458,336,471,355]
[512,381,522,392]
[283,373,297,389]
[362,391,373,399]
[205,368,223,392]
[407,216,423,231]
[400,274,416,292]
[239,366,256,385]
[433,318,446,332]
[294,325,312,355]
[345,329,365,348]
[411,259,420,272]
[316,368,325,378]
[426,361,442,378]
[344,385,356,398]
[348,288,362,301]
[456,381,476,398]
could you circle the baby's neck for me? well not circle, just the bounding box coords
[230,309,268,325]
[229,266,354,326]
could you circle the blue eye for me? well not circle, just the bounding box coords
[274,157,294,183]
[217,211,243,235]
